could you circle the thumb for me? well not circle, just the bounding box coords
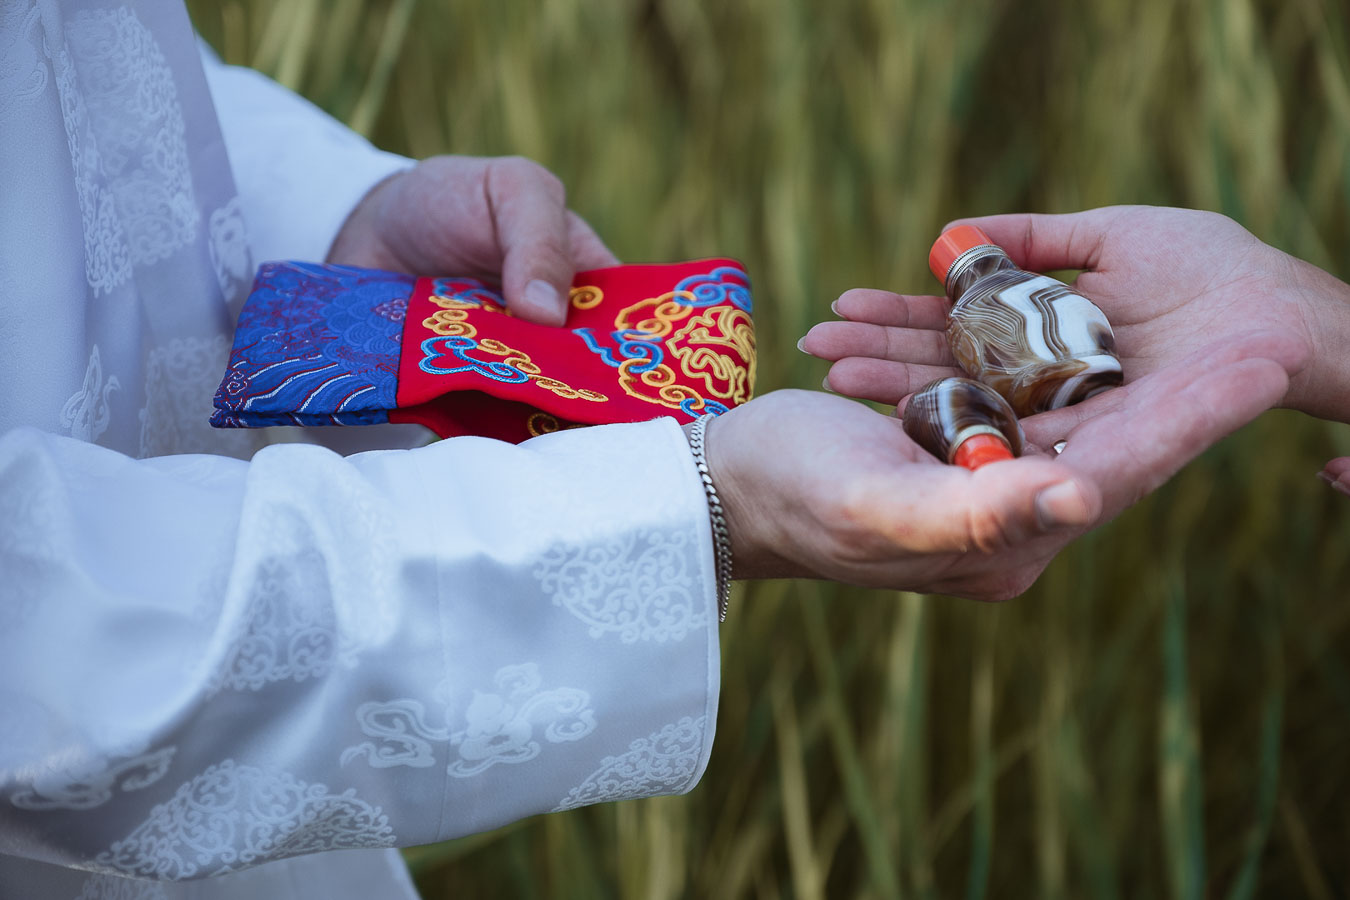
[877,456,1101,557]
[486,157,575,326]
[959,459,1101,553]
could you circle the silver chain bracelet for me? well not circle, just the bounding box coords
[688,414,732,622]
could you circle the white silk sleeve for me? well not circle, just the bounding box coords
[0,418,720,880]
[198,43,414,265]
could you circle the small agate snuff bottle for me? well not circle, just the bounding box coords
[902,377,1024,470]
[929,225,1122,417]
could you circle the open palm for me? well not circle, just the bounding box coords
[802,206,1321,414]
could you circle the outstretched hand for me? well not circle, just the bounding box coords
[801,205,1350,491]
[801,206,1350,416]
[327,155,619,326]
[713,332,1301,600]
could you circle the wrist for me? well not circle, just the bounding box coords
[1286,254,1350,423]
[685,415,734,619]
[698,412,814,582]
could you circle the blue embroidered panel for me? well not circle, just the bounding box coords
[211,262,412,428]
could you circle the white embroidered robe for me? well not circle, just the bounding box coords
[0,3,721,897]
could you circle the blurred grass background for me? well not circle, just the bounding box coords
[191,1,1350,896]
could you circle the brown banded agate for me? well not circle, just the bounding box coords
[929,226,1122,416]
[902,377,1023,470]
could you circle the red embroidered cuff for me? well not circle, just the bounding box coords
[212,259,755,443]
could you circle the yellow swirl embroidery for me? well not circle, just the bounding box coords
[527,412,562,436]
[479,340,607,403]
[422,300,606,402]
[526,412,587,437]
[423,308,475,337]
[614,292,694,339]
[430,294,504,312]
[670,307,756,405]
[569,286,604,309]
[423,294,507,337]
[606,294,756,412]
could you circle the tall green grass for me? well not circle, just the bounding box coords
[191,1,1350,895]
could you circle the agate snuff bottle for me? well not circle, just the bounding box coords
[929,225,1122,416]
[902,376,1023,470]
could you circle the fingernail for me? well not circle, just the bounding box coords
[1316,471,1350,496]
[796,337,808,353]
[830,300,841,316]
[1035,481,1091,530]
[821,376,834,393]
[521,279,564,325]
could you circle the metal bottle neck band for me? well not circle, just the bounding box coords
[942,244,1006,291]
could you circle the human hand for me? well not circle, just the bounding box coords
[801,206,1350,425]
[709,332,1300,600]
[327,155,619,326]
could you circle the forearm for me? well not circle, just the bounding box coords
[0,421,719,878]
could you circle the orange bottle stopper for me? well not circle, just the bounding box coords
[952,433,1015,470]
[928,225,998,286]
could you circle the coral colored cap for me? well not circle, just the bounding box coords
[929,225,999,286]
[952,433,1014,470]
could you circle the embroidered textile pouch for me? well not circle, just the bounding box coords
[211,259,755,443]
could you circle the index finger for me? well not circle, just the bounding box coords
[567,211,620,271]
[832,288,950,330]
